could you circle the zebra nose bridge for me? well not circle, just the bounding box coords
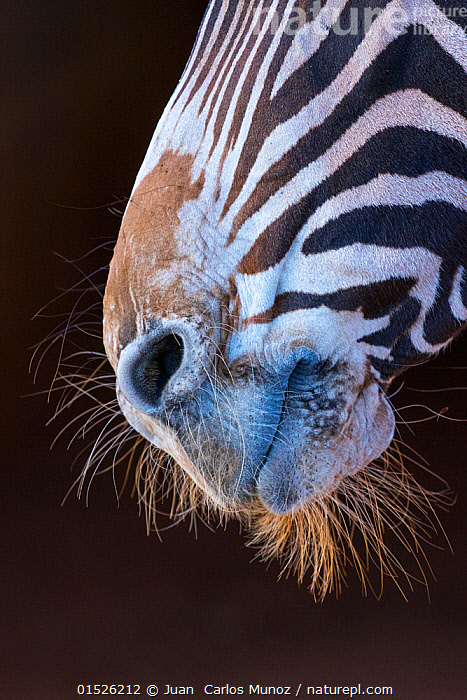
[116,328,186,415]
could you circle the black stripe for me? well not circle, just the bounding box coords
[271,0,393,112]
[432,0,467,29]
[302,202,467,265]
[220,0,298,215]
[310,129,467,212]
[207,0,286,162]
[185,0,240,108]
[358,297,421,347]
[225,0,392,220]
[258,127,466,253]
[233,29,467,236]
[172,0,227,110]
[423,261,466,344]
[370,350,432,382]
[198,1,252,118]
[250,277,417,323]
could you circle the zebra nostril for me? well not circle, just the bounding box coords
[118,333,184,412]
[135,334,184,403]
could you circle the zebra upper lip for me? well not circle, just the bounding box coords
[252,358,323,503]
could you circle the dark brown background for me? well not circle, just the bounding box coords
[1,2,466,698]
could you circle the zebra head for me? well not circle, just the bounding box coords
[102,1,466,589]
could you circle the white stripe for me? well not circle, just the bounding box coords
[289,172,467,262]
[222,1,413,222]
[197,0,295,198]
[169,0,221,105]
[237,242,441,318]
[449,266,467,321]
[227,92,467,256]
[131,0,234,192]
[416,0,467,72]
[271,0,350,98]
[279,245,441,298]
[274,0,467,98]
[191,1,270,188]
[223,0,467,224]
[235,172,465,356]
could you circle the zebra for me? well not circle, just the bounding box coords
[98,0,467,596]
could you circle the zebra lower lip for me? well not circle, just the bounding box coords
[256,437,309,515]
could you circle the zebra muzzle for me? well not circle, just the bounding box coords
[116,328,394,515]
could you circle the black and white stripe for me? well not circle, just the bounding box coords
[128,0,466,386]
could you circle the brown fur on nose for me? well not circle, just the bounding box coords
[103,151,205,369]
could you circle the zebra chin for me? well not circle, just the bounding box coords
[114,328,396,517]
